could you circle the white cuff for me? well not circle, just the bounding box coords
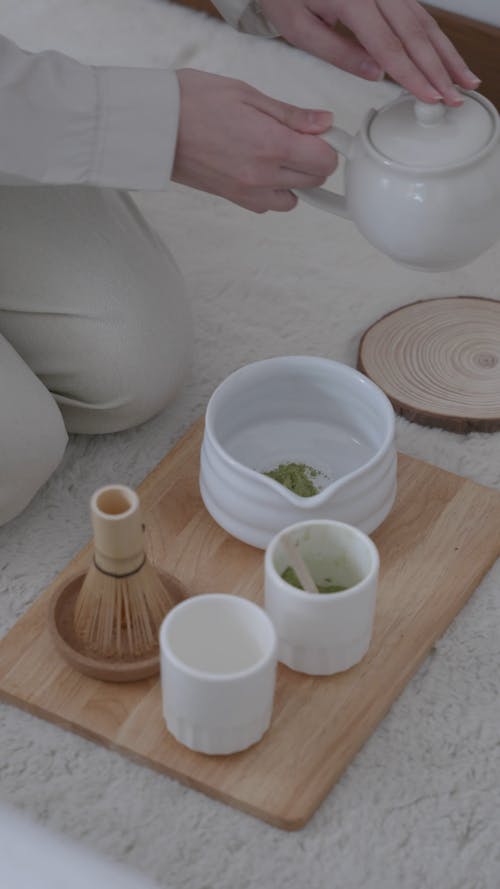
[90,66,180,190]
[212,0,279,37]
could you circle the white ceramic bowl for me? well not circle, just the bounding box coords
[160,594,277,755]
[265,519,379,675]
[200,356,397,548]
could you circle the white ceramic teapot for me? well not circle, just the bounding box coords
[295,89,500,271]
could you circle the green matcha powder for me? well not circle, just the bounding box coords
[281,566,346,594]
[264,461,344,592]
[264,462,320,497]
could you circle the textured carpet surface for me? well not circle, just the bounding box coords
[1,2,500,887]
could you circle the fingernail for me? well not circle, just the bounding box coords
[445,86,464,105]
[307,110,332,128]
[429,90,444,102]
[360,60,383,80]
[464,68,481,87]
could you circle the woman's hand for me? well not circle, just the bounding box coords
[172,69,337,212]
[259,0,481,105]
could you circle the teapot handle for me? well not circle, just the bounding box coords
[293,125,353,219]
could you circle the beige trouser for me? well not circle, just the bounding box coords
[0,187,193,526]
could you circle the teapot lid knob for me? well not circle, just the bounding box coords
[369,91,495,165]
[414,100,447,125]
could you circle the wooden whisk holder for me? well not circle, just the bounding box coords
[49,484,186,682]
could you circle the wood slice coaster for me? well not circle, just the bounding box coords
[358,296,500,433]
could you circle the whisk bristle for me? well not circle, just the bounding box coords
[74,559,178,658]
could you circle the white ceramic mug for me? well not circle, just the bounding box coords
[160,594,277,754]
[264,520,379,676]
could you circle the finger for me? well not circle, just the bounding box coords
[276,167,330,189]
[284,8,383,80]
[411,1,481,89]
[338,0,443,103]
[249,91,333,134]
[246,100,338,176]
[269,189,299,212]
[238,189,297,213]
[283,131,338,179]
[247,96,337,177]
[379,0,462,104]
[242,160,330,189]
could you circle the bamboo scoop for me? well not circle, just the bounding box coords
[73,484,182,659]
[281,534,319,594]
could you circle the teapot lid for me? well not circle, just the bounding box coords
[368,91,496,167]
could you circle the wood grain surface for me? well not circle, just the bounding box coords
[358,296,500,433]
[1,418,500,829]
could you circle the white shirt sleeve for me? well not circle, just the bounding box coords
[211,0,279,36]
[0,33,180,189]
[0,2,277,190]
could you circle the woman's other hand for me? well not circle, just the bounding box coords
[259,0,481,105]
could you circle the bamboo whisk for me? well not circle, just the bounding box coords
[74,485,178,659]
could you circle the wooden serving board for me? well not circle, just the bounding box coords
[1,419,500,830]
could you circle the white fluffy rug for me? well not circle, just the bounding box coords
[2,1,500,887]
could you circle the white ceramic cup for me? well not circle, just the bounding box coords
[160,594,278,755]
[264,520,379,676]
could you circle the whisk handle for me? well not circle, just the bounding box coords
[90,484,145,576]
